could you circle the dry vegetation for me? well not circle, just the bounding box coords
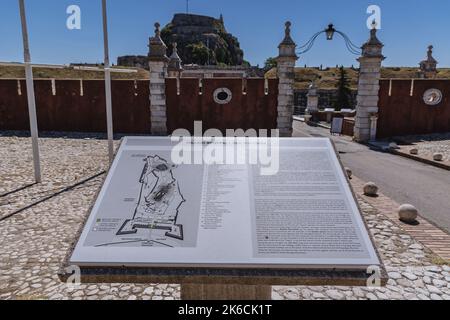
[0,65,150,80]
[266,67,450,90]
[2,65,450,89]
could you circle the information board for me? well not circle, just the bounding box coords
[69,137,380,270]
[331,117,344,135]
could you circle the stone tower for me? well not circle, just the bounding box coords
[354,27,384,142]
[276,22,298,137]
[418,45,438,79]
[148,22,169,135]
[168,42,183,78]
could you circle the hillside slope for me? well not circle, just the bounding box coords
[266,67,450,90]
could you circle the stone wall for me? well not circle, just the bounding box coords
[377,79,450,138]
[165,78,279,134]
[0,79,151,133]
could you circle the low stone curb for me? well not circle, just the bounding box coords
[390,149,450,171]
[366,141,450,171]
[350,176,450,263]
[292,117,331,130]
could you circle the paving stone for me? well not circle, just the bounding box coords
[388,272,402,280]
[312,292,327,299]
[272,292,284,300]
[432,279,447,288]
[325,290,345,300]
[87,289,99,296]
[426,285,442,295]
[430,293,443,300]
[143,287,154,295]
[403,272,418,281]
[423,276,432,284]
[403,293,418,300]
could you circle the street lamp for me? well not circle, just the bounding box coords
[325,24,336,41]
[298,23,360,55]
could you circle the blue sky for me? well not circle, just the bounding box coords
[1,0,449,67]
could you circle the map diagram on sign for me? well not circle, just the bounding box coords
[97,155,187,248]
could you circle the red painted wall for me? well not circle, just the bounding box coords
[0,79,151,134]
[1,78,279,135]
[166,78,278,134]
[377,79,450,138]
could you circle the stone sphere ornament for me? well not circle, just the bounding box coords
[363,182,378,197]
[345,167,352,179]
[389,142,399,150]
[410,148,419,155]
[398,204,418,223]
[433,153,443,161]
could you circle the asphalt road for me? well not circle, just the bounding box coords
[293,120,450,234]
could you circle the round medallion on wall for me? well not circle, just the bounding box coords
[213,88,232,105]
[423,88,443,106]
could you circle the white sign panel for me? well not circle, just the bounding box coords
[331,117,344,134]
[70,137,380,269]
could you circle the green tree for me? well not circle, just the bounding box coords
[215,47,229,65]
[186,43,210,65]
[263,57,277,72]
[333,66,352,111]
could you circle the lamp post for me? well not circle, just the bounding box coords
[18,0,41,183]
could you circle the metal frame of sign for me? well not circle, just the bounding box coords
[59,138,387,287]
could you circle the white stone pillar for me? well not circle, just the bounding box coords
[276,22,298,137]
[149,23,169,136]
[306,81,319,114]
[354,28,384,142]
[370,114,378,141]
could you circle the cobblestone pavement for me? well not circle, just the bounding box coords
[395,133,450,163]
[0,134,449,300]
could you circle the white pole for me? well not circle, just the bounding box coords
[18,0,41,183]
[102,0,114,162]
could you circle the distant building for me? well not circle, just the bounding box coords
[117,56,148,69]
[418,45,438,78]
[178,64,264,79]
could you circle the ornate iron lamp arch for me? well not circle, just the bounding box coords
[298,24,361,56]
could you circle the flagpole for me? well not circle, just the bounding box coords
[102,0,114,163]
[18,0,41,183]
